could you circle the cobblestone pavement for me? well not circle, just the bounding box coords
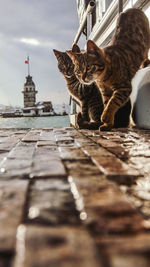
[0,127,150,266]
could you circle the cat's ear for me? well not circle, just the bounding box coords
[87,40,104,59]
[72,44,81,53]
[87,40,100,54]
[53,49,63,59]
[66,51,76,63]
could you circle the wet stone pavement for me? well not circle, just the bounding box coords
[0,128,150,266]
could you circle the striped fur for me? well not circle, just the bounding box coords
[67,8,149,131]
[53,48,103,129]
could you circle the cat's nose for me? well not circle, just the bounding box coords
[82,72,87,82]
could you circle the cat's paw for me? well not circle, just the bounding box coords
[77,112,83,122]
[99,123,113,131]
[101,110,114,127]
[76,112,85,128]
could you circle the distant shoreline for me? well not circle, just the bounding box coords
[0,113,68,118]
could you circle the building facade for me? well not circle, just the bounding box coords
[76,0,150,47]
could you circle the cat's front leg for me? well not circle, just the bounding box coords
[100,86,132,131]
[81,101,90,122]
[76,101,90,129]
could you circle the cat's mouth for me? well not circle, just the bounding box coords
[80,76,94,85]
[64,70,74,78]
[81,80,93,85]
[65,74,73,78]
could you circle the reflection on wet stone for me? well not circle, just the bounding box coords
[17,226,99,267]
[0,180,28,252]
[64,159,102,177]
[30,159,66,178]
[0,158,32,178]
[82,145,114,157]
[27,179,79,225]
[92,156,140,184]
[59,147,89,160]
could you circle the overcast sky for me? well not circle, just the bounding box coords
[0,0,86,107]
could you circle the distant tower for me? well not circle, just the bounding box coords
[22,56,38,107]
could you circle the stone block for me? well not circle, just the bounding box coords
[37,140,57,146]
[96,232,150,254]
[30,158,66,178]
[92,156,140,184]
[73,181,144,234]
[14,226,100,267]
[55,135,73,141]
[27,179,79,225]
[34,146,60,160]
[7,142,35,159]
[64,160,102,177]
[38,131,55,141]
[75,138,95,147]
[0,158,32,178]
[82,145,114,157]
[109,253,150,267]
[22,131,41,142]
[0,142,17,152]
[55,135,75,146]
[59,147,88,160]
[0,180,28,252]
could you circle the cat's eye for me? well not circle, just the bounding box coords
[91,66,96,72]
[93,64,105,71]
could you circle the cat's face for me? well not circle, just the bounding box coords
[53,44,81,78]
[53,50,74,77]
[67,40,105,85]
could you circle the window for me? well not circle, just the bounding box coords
[23,110,30,113]
[43,108,50,112]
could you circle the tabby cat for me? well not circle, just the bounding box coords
[53,45,104,129]
[53,45,131,129]
[67,8,150,131]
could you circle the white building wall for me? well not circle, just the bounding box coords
[23,110,36,116]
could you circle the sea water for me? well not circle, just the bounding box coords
[0,116,70,128]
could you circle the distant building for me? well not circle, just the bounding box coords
[22,75,38,108]
[22,101,55,117]
[22,59,56,117]
[22,75,55,116]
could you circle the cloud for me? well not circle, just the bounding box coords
[20,38,40,46]
[18,37,59,49]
